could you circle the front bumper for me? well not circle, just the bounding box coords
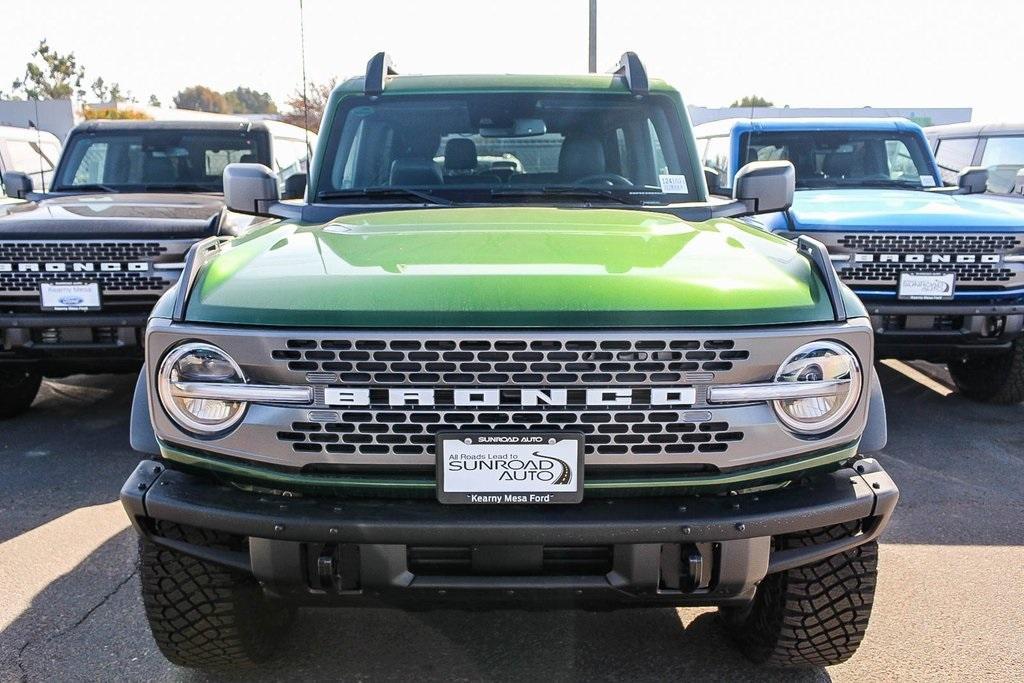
[859,300,1024,359]
[0,312,148,374]
[121,457,898,608]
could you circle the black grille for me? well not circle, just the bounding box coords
[0,270,170,293]
[843,261,1015,284]
[830,233,1024,286]
[0,241,167,261]
[406,545,613,576]
[277,410,743,457]
[0,240,190,303]
[272,337,750,385]
[836,234,1021,253]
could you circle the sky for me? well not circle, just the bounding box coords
[1,0,1021,121]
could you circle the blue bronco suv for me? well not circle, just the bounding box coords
[696,117,1024,404]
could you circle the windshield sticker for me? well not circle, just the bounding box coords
[658,174,689,193]
[920,175,936,187]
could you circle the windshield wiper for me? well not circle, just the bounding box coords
[142,183,214,192]
[63,183,120,193]
[317,187,453,206]
[490,186,642,205]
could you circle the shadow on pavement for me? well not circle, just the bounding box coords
[873,363,1024,546]
[0,374,138,543]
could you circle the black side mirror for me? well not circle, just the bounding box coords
[733,161,795,214]
[703,166,722,195]
[2,171,33,199]
[957,166,988,194]
[283,173,307,200]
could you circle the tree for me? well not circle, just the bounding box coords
[91,76,128,104]
[224,86,277,114]
[729,95,774,108]
[281,78,337,133]
[173,85,229,113]
[11,39,87,101]
[148,94,161,107]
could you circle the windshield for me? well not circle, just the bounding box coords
[743,130,938,190]
[316,93,699,204]
[52,129,269,193]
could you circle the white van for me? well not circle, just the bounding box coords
[0,124,62,196]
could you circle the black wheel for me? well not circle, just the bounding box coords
[0,367,42,418]
[948,341,1024,404]
[719,523,878,668]
[139,524,294,670]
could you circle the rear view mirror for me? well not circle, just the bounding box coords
[480,118,547,138]
[957,166,988,194]
[223,163,280,215]
[283,173,307,200]
[733,161,794,214]
[2,171,33,199]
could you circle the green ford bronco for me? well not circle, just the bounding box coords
[121,53,897,670]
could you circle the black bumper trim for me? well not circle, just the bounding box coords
[122,459,897,572]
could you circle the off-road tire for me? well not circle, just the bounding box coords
[948,340,1024,404]
[718,523,878,668]
[139,524,294,670]
[0,368,42,418]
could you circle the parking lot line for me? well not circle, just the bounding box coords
[880,360,954,396]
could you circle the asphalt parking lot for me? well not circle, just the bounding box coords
[1,363,1022,682]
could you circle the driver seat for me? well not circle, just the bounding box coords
[559,135,606,182]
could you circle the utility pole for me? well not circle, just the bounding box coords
[588,0,597,73]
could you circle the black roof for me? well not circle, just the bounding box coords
[925,122,1024,138]
[70,119,270,134]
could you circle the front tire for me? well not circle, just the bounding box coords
[0,367,42,418]
[139,524,294,670]
[948,340,1024,404]
[719,523,878,668]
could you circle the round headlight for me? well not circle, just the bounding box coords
[772,341,862,435]
[157,342,246,435]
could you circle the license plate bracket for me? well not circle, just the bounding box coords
[436,432,584,505]
[897,272,955,301]
[39,282,101,311]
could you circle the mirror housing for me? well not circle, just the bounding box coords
[703,166,722,195]
[733,161,794,214]
[2,171,33,199]
[957,166,988,194]
[224,163,280,215]
[282,173,307,200]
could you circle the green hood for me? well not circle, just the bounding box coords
[186,207,834,327]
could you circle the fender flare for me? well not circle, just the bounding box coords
[860,367,888,454]
[130,367,160,455]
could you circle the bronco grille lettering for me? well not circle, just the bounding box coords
[0,261,150,273]
[322,386,697,408]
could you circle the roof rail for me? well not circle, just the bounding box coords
[609,52,648,96]
[364,52,398,96]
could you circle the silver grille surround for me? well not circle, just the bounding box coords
[814,232,1024,289]
[145,319,875,471]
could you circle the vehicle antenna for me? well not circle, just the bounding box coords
[31,97,46,192]
[298,0,311,155]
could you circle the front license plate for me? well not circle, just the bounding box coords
[39,282,101,311]
[437,432,584,505]
[898,272,955,300]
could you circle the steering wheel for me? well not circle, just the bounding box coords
[573,173,634,188]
